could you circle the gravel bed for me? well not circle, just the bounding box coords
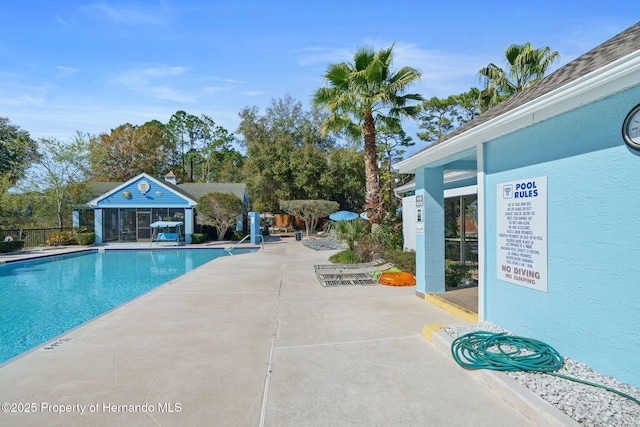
[443,323,640,426]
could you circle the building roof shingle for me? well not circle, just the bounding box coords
[414,22,640,155]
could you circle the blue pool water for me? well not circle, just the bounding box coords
[0,248,253,364]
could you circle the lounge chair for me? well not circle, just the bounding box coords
[314,259,395,287]
[313,258,386,271]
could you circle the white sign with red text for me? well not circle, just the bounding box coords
[496,176,547,292]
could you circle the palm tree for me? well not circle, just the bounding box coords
[313,45,422,224]
[478,43,559,111]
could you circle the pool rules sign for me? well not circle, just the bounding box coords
[496,176,547,292]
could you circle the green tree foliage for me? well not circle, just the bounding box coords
[237,96,336,212]
[196,192,246,240]
[0,117,38,194]
[167,111,243,183]
[89,122,173,181]
[313,44,423,223]
[28,133,91,229]
[478,43,559,111]
[417,88,480,144]
[376,126,414,214]
[0,190,39,229]
[321,148,366,212]
[280,199,338,237]
[196,118,243,183]
[167,110,203,182]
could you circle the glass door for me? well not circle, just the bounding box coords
[136,210,151,241]
[444,195,478,288]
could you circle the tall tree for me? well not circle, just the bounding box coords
[197,118,242,183]
[237,96,335,212]
[478,43,559,111]
[0,117,38,195]
[417,88,481,144]
[455,88,481,123]
[376,126,414,214]
[89,122,172,181]
[29,133,91,229]
[417,96,457,143]
[321,147,366,213]
[313,44,422,223]
[167,111,210,182]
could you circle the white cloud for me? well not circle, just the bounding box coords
[0,94,46,107]
[55,66,79,79]
[112,65,196,102]
[296,42,486,98]
[203,86,232,93]
[84,1,167,25]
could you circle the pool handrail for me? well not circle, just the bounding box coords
[224,234,264,254]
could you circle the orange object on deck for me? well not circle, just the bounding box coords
[378,271,416,287]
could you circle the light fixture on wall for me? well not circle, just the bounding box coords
[123,191,131,199]
[155,191,162,198]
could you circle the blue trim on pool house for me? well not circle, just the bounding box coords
[395,23,640,388]
[88,173,197,244]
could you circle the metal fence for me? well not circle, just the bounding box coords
[1,228,70,248]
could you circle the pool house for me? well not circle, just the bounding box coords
[394,23,640,388]
[75,172,249,244]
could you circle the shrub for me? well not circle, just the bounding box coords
[231,230,245,241]
[46,231,77,246]
[191,233,206,244]
[372,221,403,251]
[382,249,416,275]
[445,262,474,288]
[75,232,96,245]
[328,249,363,264]
[0,240,25,253]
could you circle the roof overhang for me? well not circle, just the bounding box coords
[87,173,198,207]
[394,50,640,173]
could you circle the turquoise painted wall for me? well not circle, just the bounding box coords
[415,167,445,294]
[483,86,640,388]
[444,176,476,190]
[98,177,191,207]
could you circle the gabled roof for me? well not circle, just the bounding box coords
[87,173,198,206]
[169,182,247,204]
[87,174,248,207]
[395,22,640,173]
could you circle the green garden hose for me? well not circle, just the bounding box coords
[451,331,640,406]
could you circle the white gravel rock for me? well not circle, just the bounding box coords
[443,323,640,426]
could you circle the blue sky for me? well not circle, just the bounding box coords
[1,1,639,154]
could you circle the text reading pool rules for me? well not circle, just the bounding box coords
[496,176,547,292]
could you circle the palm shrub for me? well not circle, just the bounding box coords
[331,218,369,251]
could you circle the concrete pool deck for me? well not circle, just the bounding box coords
[0,239,573,426]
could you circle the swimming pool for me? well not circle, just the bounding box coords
[0,248,254,364]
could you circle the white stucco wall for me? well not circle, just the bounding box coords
[401,195,416,251]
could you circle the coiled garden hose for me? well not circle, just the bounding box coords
[451,331,640,406]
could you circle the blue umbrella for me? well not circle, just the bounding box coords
[329,210,359,221]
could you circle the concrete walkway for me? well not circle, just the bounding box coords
[0,239,556,426]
